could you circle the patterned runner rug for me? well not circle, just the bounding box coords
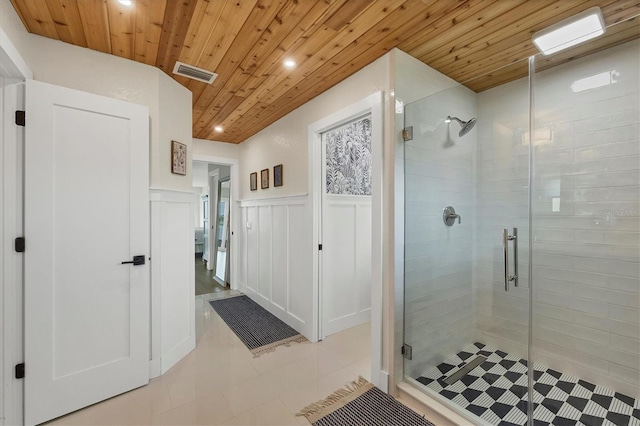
[297,377,435,426]
[209,294,306,357]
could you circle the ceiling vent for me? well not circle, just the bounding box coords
[172,61,218,84]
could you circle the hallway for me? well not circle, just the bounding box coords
[45,292,373,425]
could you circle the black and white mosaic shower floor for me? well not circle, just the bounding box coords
[415,342,640,426]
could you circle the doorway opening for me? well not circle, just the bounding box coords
[214,178,231,286]
[192,160,234,296]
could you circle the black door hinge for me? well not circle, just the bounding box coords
[15,237,25,253]
[318,244,322,250]
[15,110,25,126]
[15,363,24,379]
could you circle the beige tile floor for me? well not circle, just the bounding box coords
[46,291,374,425]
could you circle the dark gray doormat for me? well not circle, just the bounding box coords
[297,377,435,426]
[209,294,306,357]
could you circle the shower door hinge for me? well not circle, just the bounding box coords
[402,126,413,141]
[401,343,412,360]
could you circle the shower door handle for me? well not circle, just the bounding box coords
[503,229,510,291]
[503,228,518,291]
[512,228,518,288]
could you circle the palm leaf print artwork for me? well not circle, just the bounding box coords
[325,117,372,195]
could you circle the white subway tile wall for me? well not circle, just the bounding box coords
[404,40,639,400]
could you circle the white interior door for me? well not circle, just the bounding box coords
[321,116,372,338]
[24,79,150,425]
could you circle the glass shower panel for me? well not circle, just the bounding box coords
[403,85,477,381]
[531,38,640,424]
[403,74,531,425]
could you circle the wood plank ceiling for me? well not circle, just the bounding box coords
[11,0,640,143]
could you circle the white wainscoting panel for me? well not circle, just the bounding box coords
[271,205,288,310]
[239,195,313,340]
[258,206,272,299]
[245,207,259,293]
[237,204,246,286]
[150,189,195,376]
[288,204,311,326]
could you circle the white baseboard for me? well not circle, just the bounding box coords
[149,359,161,379]
[378,370,389,393]
[161,337,195,375]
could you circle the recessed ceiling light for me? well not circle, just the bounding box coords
[532,7,605,55]
[214,126,223,133]
[118,0,132,5]
[283,59,296,68]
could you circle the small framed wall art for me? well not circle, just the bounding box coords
[171,140,187,175]
[274,164,283,187]
[250,172,257,191]
[261,168,269,189]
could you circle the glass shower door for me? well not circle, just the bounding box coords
[402,69,532,425]
[530,37,640,425]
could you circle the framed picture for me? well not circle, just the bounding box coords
[250,172,257,191]
[261,168,269,189]
[171,140,187,175]
[274,164,283,187]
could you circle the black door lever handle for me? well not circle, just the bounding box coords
[121,255,145,266]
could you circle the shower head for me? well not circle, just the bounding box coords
[446,116,477,137]
[458,117,477,137]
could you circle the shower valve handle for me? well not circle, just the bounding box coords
[446,213,461,224]
[443,206,461,226]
